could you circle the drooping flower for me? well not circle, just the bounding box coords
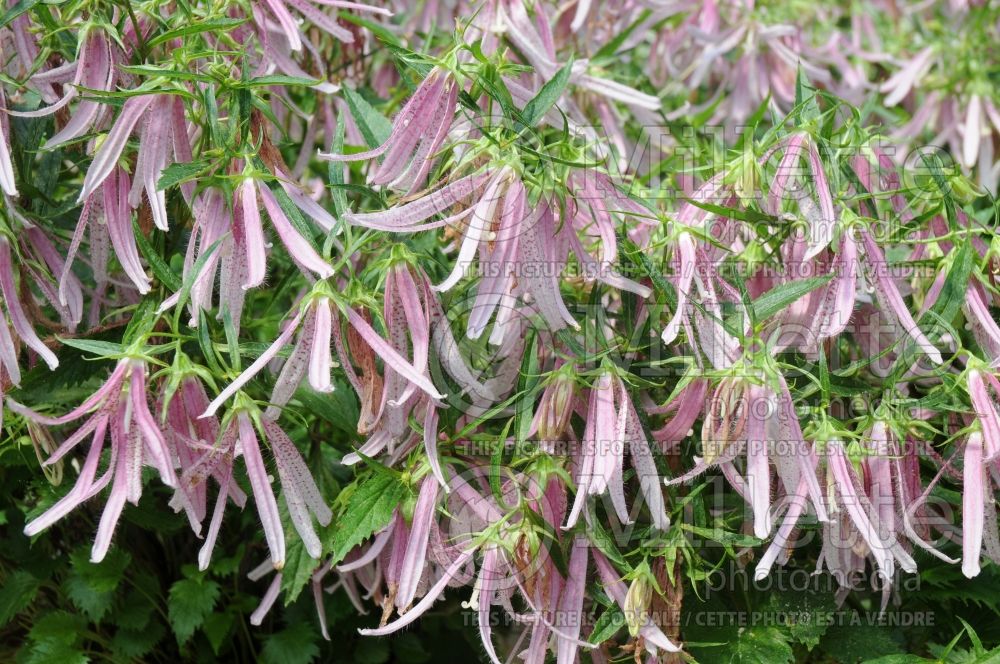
[0,88,17,196]
[195,407,331,569]
[499,0,661,112]
[857,226,943,365]
[959,429,1000,579]
[670,370,829,557]
[817,438,917,610]
[237,175,336,290]
[162,371,247,544]
[10,27,117,150]
[320,68,458,194]
[252,0,390,52]
[592,549,681,655]
[0,236,59,372]
[8,359,176,562]
[202,292,443,418]
[564,369,669,532]
[964,281,1000,367]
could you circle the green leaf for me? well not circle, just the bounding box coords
[118,65,215,84]
[56,338,124,358]
[751,275,834,321]
[588,605,625,644]
[514,330,540,446]
[157,159,212,191]
[588,517,627,568]
[167,577,221,644]
[65,575,114,623]
[112,588,157,632]
[111,622,166,658]
[520,61,572,127]
[280,525,321,606]
[355,637,390,664]
[764,587,836,650]
[921,238,974,337]
[687,199,777,226]
[0,570,41,627]
[728,626,795,664]
[328,113,348,218]
[260,622,321,664]
[237,74,321,88]
[146,18,246,47]
[794,66,821,124]
[0,0,38,30]
[325,470,409,567]
[888,238,973,379]
[341,86,392,149]
[65,548,131,622]
[132,218,183,291]
[292,382,360,438]
[819,623,904,663]
[26,611,88,664]
[592,11,650,62]
[201,611,235,655]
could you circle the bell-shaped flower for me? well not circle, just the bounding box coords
[7,359,176,562]
[252,0,389,51]
[857,226,942,365]
[817,438,917,609]
[564,370,669,532]
[338,261,442,479]
[197,405,331,570]
[320,68,458,194]
[202,291,443,419]
[965,281,1000,367]
[592,549,681,655]
[10,27,116,150]
[499,0,660,111]
[0,236,59,372]
[0,89,17,196]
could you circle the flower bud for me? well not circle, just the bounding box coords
[624,574,653,637]
[537,372,575,441]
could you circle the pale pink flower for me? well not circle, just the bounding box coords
[320,69,458,194]
[8,359,176,562]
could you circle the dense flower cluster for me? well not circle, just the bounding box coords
[1,0,999,660]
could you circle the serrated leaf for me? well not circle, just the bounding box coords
[763,587,836,650]
[112,589,156,632]
[280,512,322,606]
[27,610,88,663]
[0,570,41,627]
[111,622,165,658]
[728,626,795,664]
[260,622,320,664]
[64,548,131,622]
[167,577,220,644]
[65,574,114,622]
[819,623,904,663]
[325,471,408,567]
[202,611,234,655]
